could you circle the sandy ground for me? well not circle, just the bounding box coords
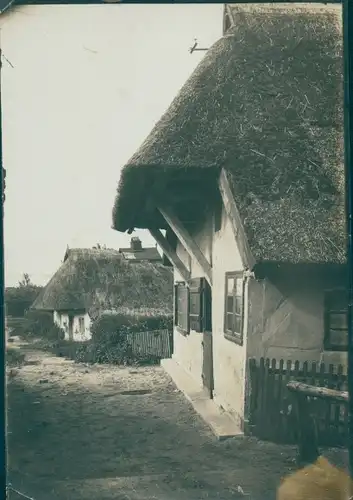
[6,338,348,500]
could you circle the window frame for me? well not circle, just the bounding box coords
[324,288,348,352]
[223,271,245,346]
[174,281,190,336]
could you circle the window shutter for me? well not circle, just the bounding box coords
[189,278,203,332]
[174,284,178,326]
[202,279,212,332]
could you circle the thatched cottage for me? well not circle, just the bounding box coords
[111,4,346,434]
[31,247,173,341]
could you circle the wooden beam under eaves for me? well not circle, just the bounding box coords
[149,228,190,283]
[158,206,212,287]
[218,169,256,271]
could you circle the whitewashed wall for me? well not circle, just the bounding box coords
[247,276,348,367]
[173,206,248,426]
[54,311,70,339]
[72,313,92,341]
[173,216,213,387]
[211,207,248,426]
[53,310,91,341]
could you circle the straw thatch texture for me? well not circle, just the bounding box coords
[112,4,345,265]
[31,248,173,318]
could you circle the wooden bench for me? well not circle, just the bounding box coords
[287,381,349,466]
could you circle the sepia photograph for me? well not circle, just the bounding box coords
[2,2,351,499]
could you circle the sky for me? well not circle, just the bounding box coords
[0,4,223,287]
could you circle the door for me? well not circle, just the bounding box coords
[189,277,214,398]
[201,280,213,398]
[68,315,74,341]
[202,331,214,398]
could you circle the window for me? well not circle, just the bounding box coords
[189,278,212,333]
[78,317,85,334]
[174,282,189,334]
[224,272,244,344]
[324,289,348,351]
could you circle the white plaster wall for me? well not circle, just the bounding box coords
[53,311,70,340]
[173,216,213,388]
[53,310,60,326]
[173,208,249,424]
[211,208,248,425]
[53,311,91,341]
[72,313,92,342]
[247,276,348,369]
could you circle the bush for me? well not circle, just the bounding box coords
[76,310,173,366]
[47,323,65,342]
[23,310,54,337]
[5,282,43,318]
[12,310,65,342]
[91,310,173,344]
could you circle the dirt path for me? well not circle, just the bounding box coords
[6,340,346,500]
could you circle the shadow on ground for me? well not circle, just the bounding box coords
[6,342,348,500]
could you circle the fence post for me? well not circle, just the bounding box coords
[293,392,319,466]
[247,358,258,434]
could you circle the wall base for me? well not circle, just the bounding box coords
[162,358,244,441]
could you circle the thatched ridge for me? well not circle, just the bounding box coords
[31,248,173,318]
[112,4,345,265]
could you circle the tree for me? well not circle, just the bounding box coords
[18,273,32,288]
[5,274,42,317]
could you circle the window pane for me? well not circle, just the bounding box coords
[177,287,186,311]
[235,278,243,297]
[176,285,188,331]
[329,329,348,347]
[235,296,242,315]
[227,278,235,294]
[226,313,233,332]
[234,316,242,335]
[190,293,200,315]
[226,295,234,313]
[329,313,348,330]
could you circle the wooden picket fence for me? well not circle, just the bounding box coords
[126,329,173,359]
[248,358,348,447]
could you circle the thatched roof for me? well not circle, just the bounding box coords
[112,4,345,266]
[31,248,173,318]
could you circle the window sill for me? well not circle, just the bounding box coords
[176,326,190,337]
[224,332,243,346]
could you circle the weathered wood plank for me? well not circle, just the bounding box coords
[149,228,190,283]
[158,206,212,286]
[287,381,349,403]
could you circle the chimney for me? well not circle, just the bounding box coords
[130,236,142,251]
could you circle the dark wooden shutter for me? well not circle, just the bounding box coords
[202,279,212,332]
[174,284,178,326]
[189,278,203,332]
